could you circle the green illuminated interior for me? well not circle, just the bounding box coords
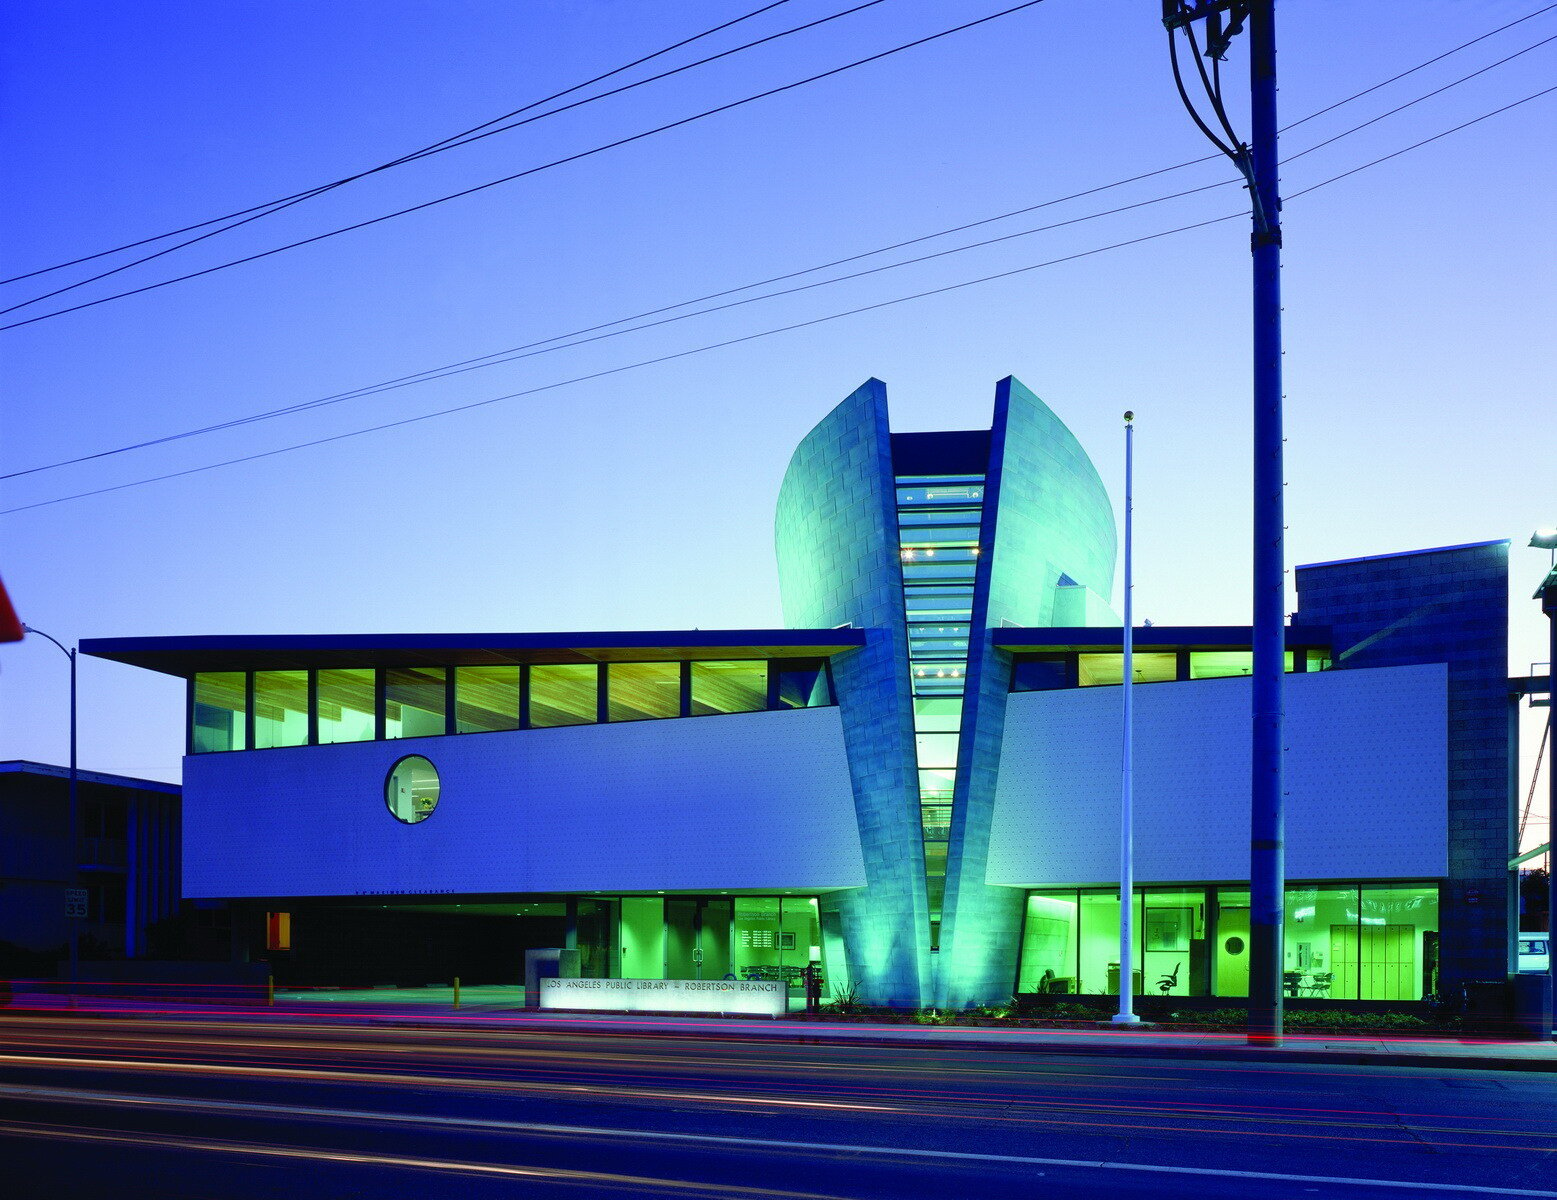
[895,472,985,949]
[318,669,375,744]
[1018,882,1439,1001]
[585,894,830,1006]
[1011,647,1331,692]
[192,672,247,753]
[191,657,835,752]
[455,666,520,734]
[253,670,307,749]
[385,667,446,739]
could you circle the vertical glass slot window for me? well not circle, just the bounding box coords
[253,671,308,749]
[529,663,599,728]
[775,661,830,708]
[606,661,680,722]
[316,669,376,744]
[1078,652,1177,687]
[192,672,248,753]
[915,732,958,770]
[455,666,520,733]
[690,660,766,715]
[920,804,952,844]
[385,667,446,739]
[913,697,961,732]
[896,471,984,948]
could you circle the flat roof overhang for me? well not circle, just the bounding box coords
[994,624,1332,653]
[81,628,867,678]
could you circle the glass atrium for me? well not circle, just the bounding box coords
[895,472,984,949]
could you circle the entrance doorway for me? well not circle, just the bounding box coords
[665,898,733,979]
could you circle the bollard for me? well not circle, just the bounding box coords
[453,976,460,1010]
[267,974,275,1007]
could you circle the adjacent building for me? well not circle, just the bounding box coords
[81,378,1514,1008]
[0,760,181,970]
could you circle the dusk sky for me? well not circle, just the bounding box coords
[2,0,1552,816]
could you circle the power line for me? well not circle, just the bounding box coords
[7,78,1553,518]
[1281,0,1557,133]
[6,0,1549,337]
[0,0,1051,333]
[15,0,1551,295]
[0,0,801,288]
[8,15,1550,482]
[1282,29,1557,166]
[0,215,1244,518]
[0,167,1231,481]
[0,0,903,314]
[1285,80,1557,200]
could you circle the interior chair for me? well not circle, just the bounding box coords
[1156,962,1180,994]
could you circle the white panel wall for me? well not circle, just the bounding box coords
[987,663,1447,886]
[183,707,865,898]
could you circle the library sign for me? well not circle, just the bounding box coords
[539,977,786,1017]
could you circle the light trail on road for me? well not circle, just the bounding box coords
[4,1014,1557,1197]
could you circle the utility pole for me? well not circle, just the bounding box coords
[1162,0,1286,1044]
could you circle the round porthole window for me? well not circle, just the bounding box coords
[385,755,440,824]
[1224,936,1245,956]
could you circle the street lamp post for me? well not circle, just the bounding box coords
[24,624,79,1001]
[1114,412,1140,1025]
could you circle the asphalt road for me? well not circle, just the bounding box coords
[1,1013,1555,1198]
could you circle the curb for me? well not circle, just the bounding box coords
[9,1003,1555,1073]
[338,1011,1557,1074]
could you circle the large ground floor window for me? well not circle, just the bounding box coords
[576,894,836,1004]
[1018,881,1440,1002]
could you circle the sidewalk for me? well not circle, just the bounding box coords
[10,987,1557,1073]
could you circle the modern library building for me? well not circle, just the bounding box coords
[84,378,1515,1010]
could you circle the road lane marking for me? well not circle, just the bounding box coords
[0,1053,895,1112]
[2,1058,1550,1147]
[0,1117,849,1198]
[2,1082,1554,1197]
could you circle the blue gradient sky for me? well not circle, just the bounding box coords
[2,1,1553,815]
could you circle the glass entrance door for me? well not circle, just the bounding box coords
[664,898,734,980]
[666,899,698,978]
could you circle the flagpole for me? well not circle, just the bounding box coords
[1114,411,1140,1024]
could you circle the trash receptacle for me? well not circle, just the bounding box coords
[1462,979,1513,1034]
[1513,973,1552,1040]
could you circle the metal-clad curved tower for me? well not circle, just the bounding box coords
[776,376,1116,1008]
[938,377,1116,1008]
[775,379,932,1007]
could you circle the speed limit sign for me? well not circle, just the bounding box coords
[64,887,88,920]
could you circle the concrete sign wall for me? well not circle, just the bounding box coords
[539,977,786,1017]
